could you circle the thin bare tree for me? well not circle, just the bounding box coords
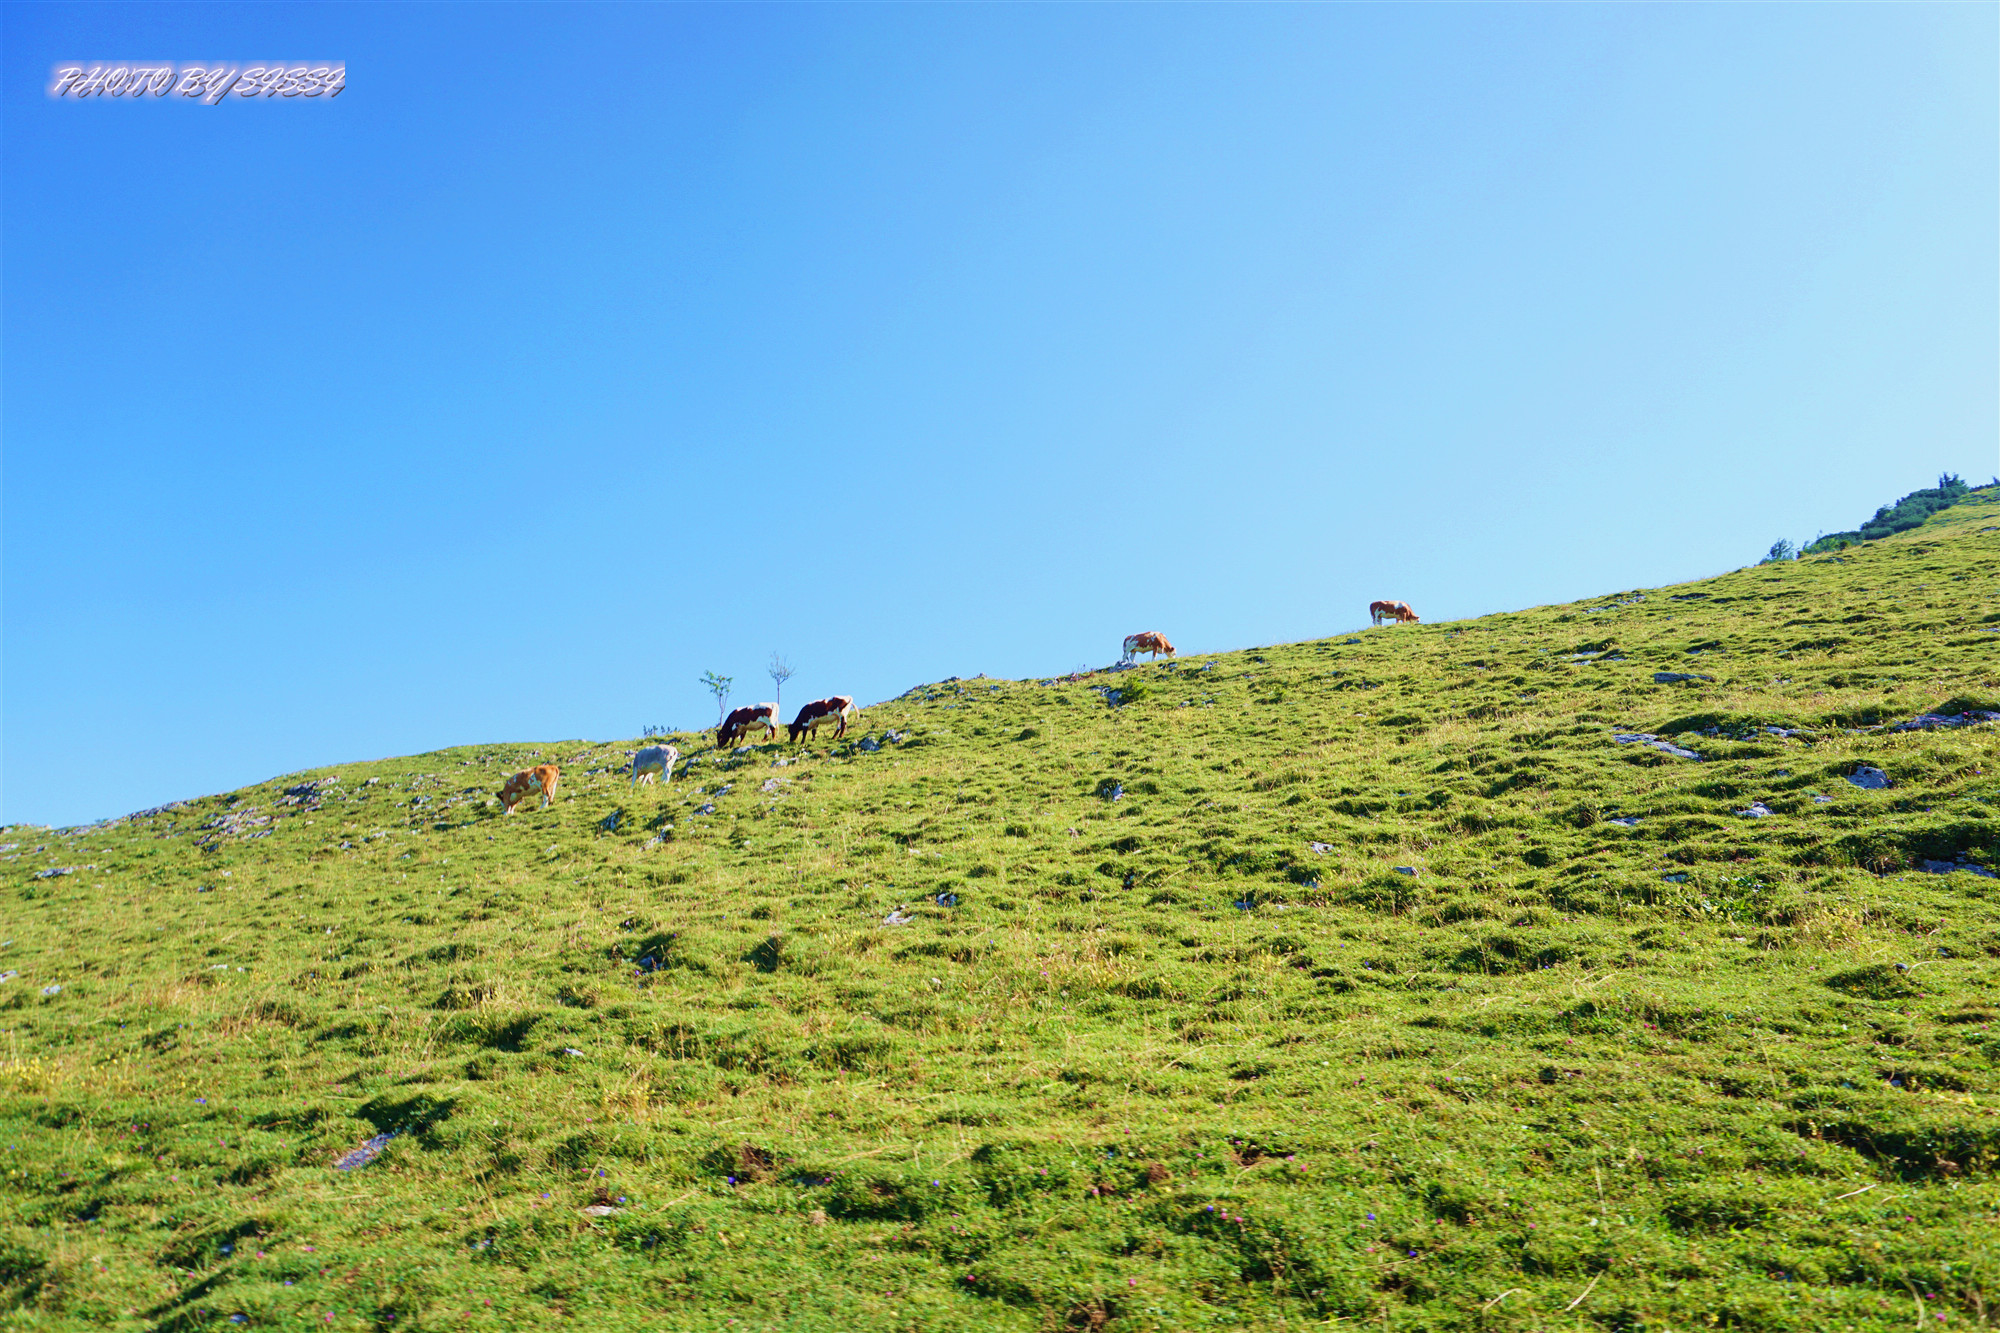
[769,653,796,718]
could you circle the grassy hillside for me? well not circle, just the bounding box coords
[5,494,1999,1332]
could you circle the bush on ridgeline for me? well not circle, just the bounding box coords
[1760,539,1797,564]
[1802,472,1973,555]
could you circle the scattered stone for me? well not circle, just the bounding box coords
[760,778,787,793]
[332,1132,395,1172]
[1920,860,1997,879]
[1392,866,1419,877]
[645,830,671,848]
[40,984,60,996]
[1811,794,1834,804]
[120,802,186,822]
[1845,767,1891,790]
[693,804,716,817]
[1607,817,1640,827]
[1653,672,1715,684]
[599,811,621,832]
[881,906,915,927]
[934,892,959,907]
[563,1047,585,1056]
[857,737,881,752]
[580,1205,624,1218]
[280,778,340,810]
[0,972,13,984]
[1611,732,1703,760]
[1662,873,1689,883]
[196,807,273,847]
[1764,726,1801,738]
[1307,841,1335,856]
[1887,710,2000,732]
[1738,802,1774,818]
[31,867,74,880]
[884,730,907,744]
[1098,780,1124,802]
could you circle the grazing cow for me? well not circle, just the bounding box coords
[787,695,857,742]
[629,744,679,786]
[1122,632,1176,661]
[497,764,560,814]
[1369,600,1420,625]
[717,703,778,749]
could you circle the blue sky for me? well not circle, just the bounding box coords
[4,3,1994,828]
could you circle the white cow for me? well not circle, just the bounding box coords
[630,744,679,786]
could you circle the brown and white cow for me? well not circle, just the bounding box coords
[1369,600,1420,625]
[717,703,778,749]
[1122,631,1176,661]
[787,695,856,742]
[497,764,560,813]
[629,744,679,786]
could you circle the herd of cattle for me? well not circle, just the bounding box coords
[492,694,858,813]
[494,608,1419,814]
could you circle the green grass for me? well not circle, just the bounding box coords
[5,494,1999,1332]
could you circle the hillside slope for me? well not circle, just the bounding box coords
[4,493,1999,1332]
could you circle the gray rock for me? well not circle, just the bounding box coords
[31,867,74,880]
[41,984,60,996]
[1098,780,1124,802]
[1888,710,2000,732]
[1811,794,1834,804]
[1920,859,1997,879]
[1307,841,1335,856]
[1653,672,1715,684]
[1612,732,1703,761]
[599,811,621,832]
[1607,817,1640,827]
[1845,767,1891,790]
[693,803,716,816]
[857,737,880,752]
[1393,866,1419,877]
[1662,872,1689,883]
[1738,802,1774,818]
